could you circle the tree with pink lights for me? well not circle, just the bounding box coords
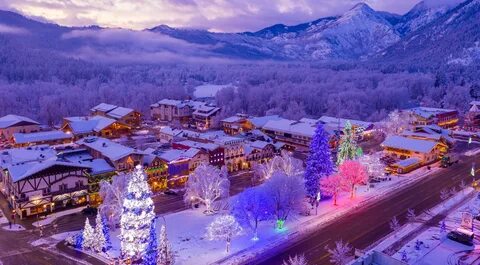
[338,160,367,199]
[320,174,343,206]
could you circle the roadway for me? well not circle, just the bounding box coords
[254,154,480,265]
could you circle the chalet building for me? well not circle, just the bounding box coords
[142,153,168,192]
[158,126,184,143]
[192,105,221,131]
[90,103,142,128]
[465,101,480,130]
[222,114,253,135]
[62,116,131,139]
[0,146,90,218]
[77,137,144,172]
[0,115,40,141]
[150,99,220,130]
[402,125,454,148]
[212,136,246,172]
[406,107,459,129]
[318,116,375,139]
[248,115,283,130]
[381,135,446,166]
[262,118,316,151]
[244,140,276,168]
[12,130,73,147]
[172,140,225,168]
[155,149,192,188]
[58,149,116,204]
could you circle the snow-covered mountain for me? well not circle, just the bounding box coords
[0,0,477,65]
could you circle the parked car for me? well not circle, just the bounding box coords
[164,189,177,196]
[447,230,474,246]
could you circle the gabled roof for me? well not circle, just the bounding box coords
[382,135,438,153]
[318,116,373,129]
[7,160,89,182]
[13,130,72,144]
[263,119,316,138]
[0,114,39,129]
[64,116,118,134]
[77,137,141,161]
[106,106,134,119]
[222,115,246,123]
[249,115,282,128]
[408,107,457,119]
[59,149,115,175]
[91,103,118,113]
[393,157,421,168]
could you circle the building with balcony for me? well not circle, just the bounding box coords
[406,107,459,129]
[62,116,132,139]
[0,114,40,141]
[0,146,90,218]
[90,103,142,128]
[381,135,446,166]
[12,130,73,147]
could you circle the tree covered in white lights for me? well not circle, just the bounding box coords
[282,254,308,265]
[206,215,242,253]
[184,163,230,214]
[93,213,106,253]
[82,218,95,251]
[120,165,155,261]
[157,225,175,265]
[326,240,352,265]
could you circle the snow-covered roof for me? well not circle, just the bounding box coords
[0,114,39,129]
[64,116,118,134]
[319,116,373,130]
[248,115,282,128]
[157,148,198,163]
[159,126,184,137]
[192,105,220,117]
[90,103,117,113]
[106,106,134,119]
[13,130,72,144]
[59,149,115,175]
[176,140,219,151]
[402,131,442,141]
[382,135,438,153]
[0,146,89,182]
[250,140,272,150]
[393,157,421,168]
[408,107,457,119]
[222,115,246,123]
[263,119,316,138]
[76,137,140,161]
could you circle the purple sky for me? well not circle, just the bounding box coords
[0,0,464,32]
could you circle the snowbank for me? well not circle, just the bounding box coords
[32,206,86,227]
[193,84,234,98]
[1,224,26,231]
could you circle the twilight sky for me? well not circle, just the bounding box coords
[0,0,463,32]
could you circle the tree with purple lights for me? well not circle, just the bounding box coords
[231,187,271,241]
[305,123,334,210]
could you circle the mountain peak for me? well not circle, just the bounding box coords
[349,2,375,13]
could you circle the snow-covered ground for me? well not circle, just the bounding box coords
[193,84,234,98]
[362,188,479,265]
[32,206,86,227]
[31,231,80,247]
[82,166,439,265]
[1,224,26,231]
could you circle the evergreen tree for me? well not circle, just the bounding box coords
[82,218,95,251]
[304,123,334,206]
[101,215,112,250]
[93,213,107,253]
[143,223,158,265]
[121,165,156,260]
[336,121,358,165]
[157,225,175,265]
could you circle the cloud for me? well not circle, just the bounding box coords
[0,0,428,32]
[0,23,28,34]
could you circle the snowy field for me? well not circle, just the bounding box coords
[193,84,234,98]
[85,167,439,265]
[1,224,26,231]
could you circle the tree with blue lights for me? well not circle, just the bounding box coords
[120,165,156,261]
[304,123,333,210]
[157,225,175,265]
[101,215,111,250]
[142,223,158,265]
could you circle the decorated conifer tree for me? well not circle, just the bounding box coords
[157,225,175,265]
[142,223,158,265]
[304,123,334,207]
[120,165,156,261]
[93,213,107,253]
[82,218,95,251]
[336,121,358,165]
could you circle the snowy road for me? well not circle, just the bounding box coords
[253,154,480,265]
